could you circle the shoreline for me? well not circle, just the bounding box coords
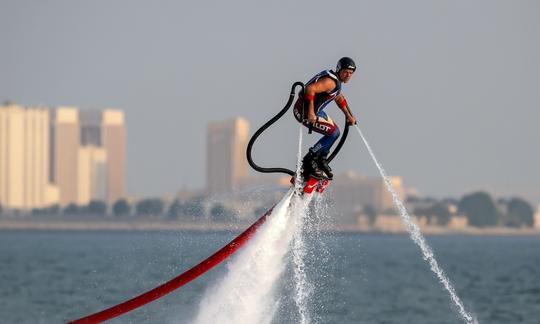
[1,218,539,236]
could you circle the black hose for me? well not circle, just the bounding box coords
[246,82,350,176]
[328,122,350,163]
[246,82,303,176]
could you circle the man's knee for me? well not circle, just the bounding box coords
[331,126,341,140]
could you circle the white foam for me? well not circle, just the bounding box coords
[192,189,294,324]
[193,124,314,324]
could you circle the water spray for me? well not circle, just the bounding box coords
[193,189,297,324]
[192,124,315,323]
[354,125,477,324]
[291,198,313,324]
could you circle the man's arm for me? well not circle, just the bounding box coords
[335,94,356,125]
[304,78,336,124]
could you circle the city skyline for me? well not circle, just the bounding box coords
[0,103,125,209]
[1,1,538,204]
[1,106,538,231]
[2,102,536,208]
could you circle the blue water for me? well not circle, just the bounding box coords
[1,231,539,323]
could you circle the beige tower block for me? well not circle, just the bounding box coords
[51,106,80,207]
[0,104,58,209]
[101,109,126,204]
[206,117,250,195]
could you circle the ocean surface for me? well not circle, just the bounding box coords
[1,230,539,323]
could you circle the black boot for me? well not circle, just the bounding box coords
[302,150,324,180]
[316,154,333,180]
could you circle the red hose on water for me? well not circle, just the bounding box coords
[68,205,275,323]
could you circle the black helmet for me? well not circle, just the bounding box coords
[336,57,356,72]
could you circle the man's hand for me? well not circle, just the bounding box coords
[308,112,318,124]
[347,115,357,125]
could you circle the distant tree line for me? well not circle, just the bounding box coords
[458,192,534,228]
[7,196,239,222]
[414,202,452,226]
[1,191,535,228]
[409,191,535,228]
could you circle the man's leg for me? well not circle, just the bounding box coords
[311,117,340,180]
[294,99,324,179]
[302,113,340,179]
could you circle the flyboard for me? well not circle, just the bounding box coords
[67,82,349,323]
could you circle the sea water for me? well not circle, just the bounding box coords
[1,231,539,323]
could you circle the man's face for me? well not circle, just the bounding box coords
[338,69,355,83]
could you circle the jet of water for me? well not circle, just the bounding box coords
[291,196,313,324]
[192,189,295,324]
[354,125,478,324]
[193,125,315,324]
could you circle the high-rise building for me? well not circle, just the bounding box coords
[101,110,125,204]
[1,103,125,211]
[207,118,249,195]
[51,107,127,207]
[79,109,126,205]
[77,146,107,205]
[0,104,59,209]
[50,107,80,207]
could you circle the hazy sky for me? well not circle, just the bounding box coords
[1,0,539,204]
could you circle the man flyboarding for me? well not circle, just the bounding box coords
[293,57,357,180]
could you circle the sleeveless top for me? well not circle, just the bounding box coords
[305,70,342,114]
